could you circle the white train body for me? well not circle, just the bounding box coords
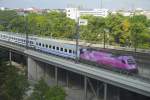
[0,32,80,59]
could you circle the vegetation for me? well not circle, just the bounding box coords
[0,60,29,100]
[0,10,150,49]
[27,78,66,100]
[0,50,66,100]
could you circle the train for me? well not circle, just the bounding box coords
[0,32,138,73]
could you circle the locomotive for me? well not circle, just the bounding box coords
[0,32,138,73]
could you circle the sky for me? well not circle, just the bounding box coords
[0,0,150,10]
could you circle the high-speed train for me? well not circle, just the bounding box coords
[0,32,138,73]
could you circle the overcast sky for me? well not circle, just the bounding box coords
[0,0,150,10]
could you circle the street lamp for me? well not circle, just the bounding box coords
[75,16,80,63]
[103,28,109,49]
[14,12,28,49]
[23,13,28,49]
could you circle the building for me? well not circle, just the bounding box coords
[112,10,134,16]
[66,8,109,20]
[0,7,5,11]
[143,10,150,19]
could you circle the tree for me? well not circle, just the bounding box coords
[28,78,66,100]
[119,18,131,46]
[45,86,66,100]
[28,78,49,100]
[0,60,29,100]
[0,10,149,49]
[130,22,145,52]
[0,10,18,31]
[9,16,26,33]
[80,15,106,42]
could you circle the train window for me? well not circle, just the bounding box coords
[69,50,72,53]
[61,48,63,51]
[49,45,51,48]
[56,47,59,50]
[36,42,38,45]
[65,49,67,52]
[73,50,75,54]
[46,44,48,48]
[39,43,41,46]
[31,41,33,44]
[53,46,55,49]
[122,60,126,64]
[42,44,45,47]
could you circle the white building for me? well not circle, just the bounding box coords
[66,8,109,20]
[66,8,80,20]
[0,7,5,11]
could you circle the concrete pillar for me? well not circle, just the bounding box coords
[96,81,100,99]
[36,62,44,80]
[104,83,107,100]
[27,57,45,81]
[9,49,12,65]
[84,76,87,100]
[55,67,58,85]
[66,71,69,87]
[116,88,120,100]
[28,57,37,81]
[87,78,98,100]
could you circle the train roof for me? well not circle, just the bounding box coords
[34,36,77,46]
[0,31,78,46]
[0,31,36,40]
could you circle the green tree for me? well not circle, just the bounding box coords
[0,10,18,31]
[28,78,66,100]
[0,60,29,100]
[28,78,49,100]
[130,22,145,51]
[45,86,66,100]
[9,16,26,33]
